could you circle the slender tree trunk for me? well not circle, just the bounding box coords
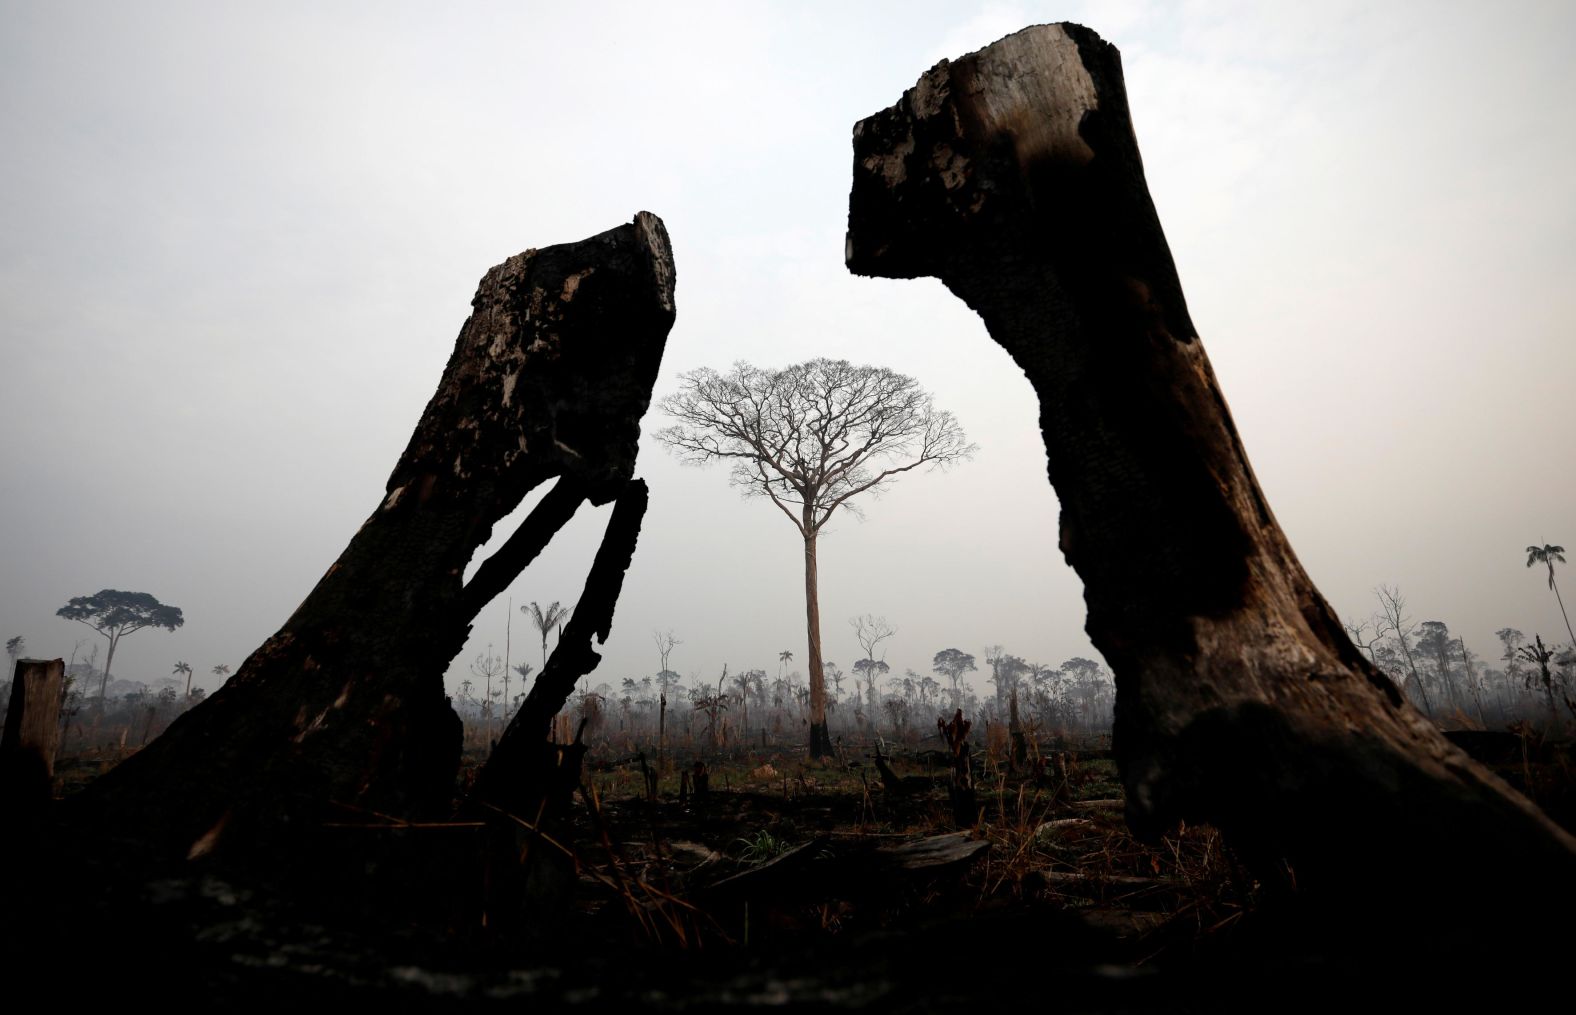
[1008,685,1026,770]
[1552,576,1576,650]
[804,523,830,758]
[98,633,117,705]
[1459,641,1487,728]
[1436,648,1461,716]
[1396,635,1432,716]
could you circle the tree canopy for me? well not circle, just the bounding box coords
[56,589,184,702]
[57,589,184,638]
[1525,543,1574,648]
[657,358,974,537]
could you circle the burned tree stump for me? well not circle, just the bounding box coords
[73,213,676,860]
[938,710,976,826]
[846,24,1575,929]
[1,658,64,814]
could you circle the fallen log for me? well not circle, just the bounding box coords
[1028,870,1179,897]
[1069,798,1124,813]
[71,213,676,861]
[874,831,989,872]
[845,23,1576,937]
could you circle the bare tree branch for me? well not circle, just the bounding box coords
[653,358,974,757]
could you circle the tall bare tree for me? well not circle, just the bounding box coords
[1342,618,1383,665]
[852,614,896,713]
[1526,544,1574,648]
[657,359,973,757]
[653,629,680,675]
[1374,585,1432,715]
[470,646,505,727]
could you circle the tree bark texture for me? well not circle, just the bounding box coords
[75,213,676,859]
[845,24,1575,917]
[2,658,64,813]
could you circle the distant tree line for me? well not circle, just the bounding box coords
[1348,579,1575,731]
[444,620,1118,754]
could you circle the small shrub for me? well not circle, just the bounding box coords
[733,829,790,865]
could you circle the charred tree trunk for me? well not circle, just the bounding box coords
[2,658,64,814]
[1008,686,1027,771]
[72,213,676,861]
[846,23,1575,927]
[938,710,975,827]
[471,479,647,816]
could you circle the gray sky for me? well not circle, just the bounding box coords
[3,1,1572,700]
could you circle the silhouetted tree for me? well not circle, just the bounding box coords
[853,658,890,712]
[524,601,572,668]
[1518,634,1562,730]
[984,646,1030,709]
[731,667,761,736]
[1060,657,1114,729]
[511,663,534,714]
[56,590,184,703]
[852,615,896,713]
[173,661,193,697]
[470,647,505,725]
[1343,618,1383,664]
[1454,638,1488,726]
[693,666,730,748]
[932,648,977,709]
[658,359,974,757]
[1415,621,1461,715]
[1496,628,1528,716]
[1525,544,1574,649]
[824,661,845,705]
[1374,585,1431,715]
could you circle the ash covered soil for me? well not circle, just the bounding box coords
[11,737,1573,1011]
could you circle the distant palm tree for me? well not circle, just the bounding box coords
[211,663,231,688]
[1526,544,1575,648]
[173,660,193,697]
[523,601,571,668]
[778,649,793,681]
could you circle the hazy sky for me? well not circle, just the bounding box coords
[2,1,1572,701]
